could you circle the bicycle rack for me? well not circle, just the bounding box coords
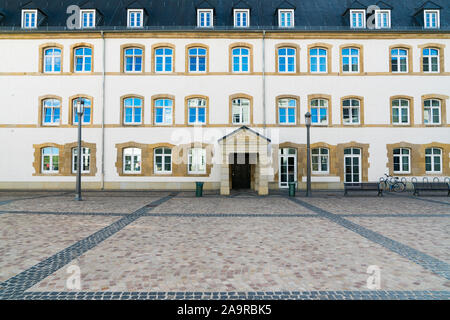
[411,177,418,184]
[433,177,440,183]
[422,177,429,183]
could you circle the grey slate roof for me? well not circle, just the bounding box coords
[0,0,448,30]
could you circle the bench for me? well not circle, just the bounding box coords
[412,182,450,196]
[344,182,382,196]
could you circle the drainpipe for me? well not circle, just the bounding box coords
[100,30,106,190]
[262,30,267,135]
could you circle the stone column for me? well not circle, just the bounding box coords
[220,163,230,195]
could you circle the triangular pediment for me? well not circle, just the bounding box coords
[218,126,271,144]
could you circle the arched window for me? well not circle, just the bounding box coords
[310,48,327,73]
[124,48,143,72]
[72,97,92,124]
[44,48,61,73]
[392,99,410,125]
[232,47,249,72]
[425,148,442,173]
[278,47,296,73]
[123,97,142,125]
[423,48,439,73]
[312,148,329,173]
[74,47,92,72]
[278,98,296,124]
[188,47,207,72]
[72,147,91,173]
[393,148,410,173]
[188,98,207,124]
[232,98,250,124]
[155,47,173,72]
[42,99,61,126]
[154,147,172,174]
[342,99,360,124]
[154,99,173,125]
[310,99,328,125]
[279,148,297,188]
[391,48,408,73]
[41,147,59,173]
[342,48,359,73]
[424,99,441,125]
[123,148,141,173]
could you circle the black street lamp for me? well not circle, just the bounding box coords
[305,112,312,197]
[75,98,85,201]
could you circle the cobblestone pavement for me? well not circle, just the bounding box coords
[0,190,449,300]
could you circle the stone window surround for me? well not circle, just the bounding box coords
[275,95,300,126]
[389,44,413,74]
[340,95,365,126]
[151,43,176,73]
[229,93,254,126]
[389,95,414,126]
[274,43,301,74]
[151,94,176,126]
[339,43,364,75]
[184,95,210,126]
[185,43,210,73]
[421,94,448,126]
[307,43,333,74]
[229,42,254,73]
[307,94,332,126]
[120,94,145,127]
[37,94,63,127]
[418,43,445,74]
[120,43,146,73]
[68,94,94,127]
[70,42,94,73]
[38,43,64,73]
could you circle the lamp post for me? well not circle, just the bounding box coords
[75,98,85,201]
[305,112,312,197]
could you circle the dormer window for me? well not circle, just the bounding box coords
[375,10,390,29]
[350,10,365,28]
[128,9,144,28]
[234,9,249,28]
[22,9,37,29]
[197,9,213,27]
[278,9,294,28]
[424,10,440,29]
[80,9,96,29]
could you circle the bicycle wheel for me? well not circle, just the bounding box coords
[392,182,405,192]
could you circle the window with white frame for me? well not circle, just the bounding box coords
[72,97,92,125]
[391,48,408,73]
[44,48,62,73]
[74,47,92,72]
[424,99,441,125]
[350,10,365,28]
[423,48,439,73]
[310,99,328,125]
[310,48,327,73]
[22,10,37,28]
[155,48,173,72]
[72,147,91,174]
[188,148,206,174]
[342,99,360,125]
[123,97,142,125]
[278,98,296,125]
[232,47,250,72]
[392,99,410,125]
[424,10,440,29]
[154,99,173,125]
[232,98,250,124]
[425,148,442,173]
[128,9,143,28]
[375,10,390,29]
[42,99,61,126]
[42,147,59,173]
[188,98,207,124]
[123,148,141,173]
[42,147,59,170]
[154,147,172,174]
[124,48,143,72]
[188,47,207,72]
[234,9,249,27]
[278,47,296,73]
[393,148,410,173]
[197,9,213,27]
[312,148,329,173]
[279,148,297,188]
[80,10,95,28]
[278,9,294,28]
[342,47,360,73]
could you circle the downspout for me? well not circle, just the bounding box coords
[100,30,106,190]
[262,30,266,135]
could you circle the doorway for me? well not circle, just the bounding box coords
[231,153,251,190]
[344,148,361,183]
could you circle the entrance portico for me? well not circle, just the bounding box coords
[218,126,271,195]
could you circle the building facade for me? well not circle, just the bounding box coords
[0,0,449,194]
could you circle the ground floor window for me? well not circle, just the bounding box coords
[72,147,91,173]
[42,147,59,173]
[123,147,141,173]
[393,148,410,173]
[312,148,329,173]
[344,148,361,183]
[154,147,172,173]
[188,148,206,174]
[425,148,442,173]
[279,148,297,188]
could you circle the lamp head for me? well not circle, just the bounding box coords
[76,98,85,115]
[305,112,311,126]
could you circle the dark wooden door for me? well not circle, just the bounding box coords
[231,154,251,189]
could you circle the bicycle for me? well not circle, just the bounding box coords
[380,174,406,192]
